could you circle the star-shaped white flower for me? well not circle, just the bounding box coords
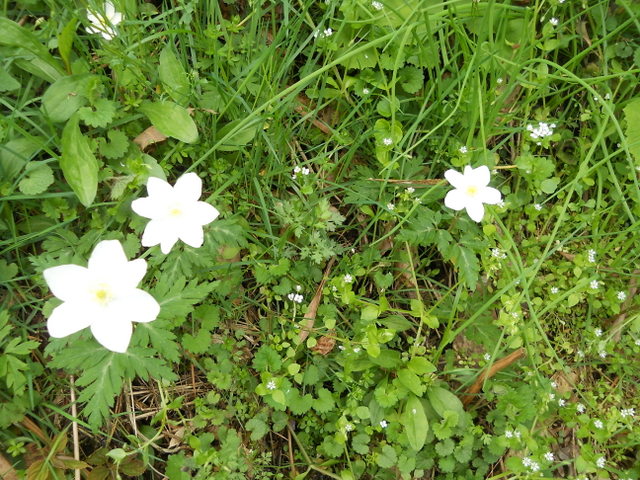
[43,240,159,353]
[131,173,220,254]
[443,165,502,222]
[86,1,123,40]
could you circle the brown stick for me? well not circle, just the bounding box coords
[298,257,336,343]
[462,348,526,406]
[70,376,80,480]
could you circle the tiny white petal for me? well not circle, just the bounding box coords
[478,186,502,205]
[47,302,93,338]
[466,202,485,222]
[88,239,128,273]
[44,265,90,302]
[146,177,174,198]
[179,223,205,249]
[91,318,132,353]
[110,289,160,324]
[174,172,203,203]
[187,202,220,226]
[444,189,467,211]
[131,197,165,219]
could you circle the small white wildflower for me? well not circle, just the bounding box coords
[406,187,415,194]
[295,285,302,292]
[527,121,556,140]
[380,420,388,428]
[387,203,395,211]
[576,403,585,413]
[514,430,521,438]
[301,167,310,176]
[371,0,384,10]
[549,393,556,401]
[411,408,417,414]
[530,461,540,472]
[594,328,602,337]
[587,249,596,263]
[505,430,513,438]
[338,345,345,350]
[558,399,566,407]
[343,274,353,284]
[382,137,393,146]
[604,93,611,100]
[288,293,304,303]
[86,1,123,40]
[551,286,559,294]
[345,423,354,432]
[484,353,491,361]
[266,380,277,390]
[459,146,468,154]
[620,408,635,418]
[599,350,607,359]
[362,88,370,94]
[549,17,559,26]
[496,77,503,84]
[353,347,361,353]
[594,419,603,429]
[551,381,558,389]
[558,0,565,3]
[544,452,555,462]
[522,457,532,467]
[497,199,506,208]
[590,280,599,290]
[635,339,640,346]
[534,203,542,211]
[511,311,519,318]
[596,457,605,469]
[323,27,333,37]
[617,291,627,301]
[577,350,585,358]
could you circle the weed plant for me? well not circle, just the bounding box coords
[1,0,639,479]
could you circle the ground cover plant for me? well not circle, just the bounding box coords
[1,0,640,478]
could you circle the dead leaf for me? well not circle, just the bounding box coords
[133,126,167,151]
[298,257,335,343]
[311,332,336,355]
[0,453,18,480]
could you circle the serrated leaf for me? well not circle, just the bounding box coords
[18,162,54,195]
[404,394,428,451]
[159,45,190,104]
[399,66,424,94]
[99,130,129,159]
[376,445,397,468]
[78,98,117,128]
[41,74,93,123]
[314,388,335,413]
[60,115,98,207]
[139,101,198,143]
[623,97,640,163]
[246,416,269,441]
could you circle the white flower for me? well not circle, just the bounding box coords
[514,430,521,438]
[636,339,640,346]
[551,381,558,388]
[483,353,491,361]
[505,430,513,438]
[599,350,607,358]
[444,165,502,222]
[496,77,503,84]
[558,399,566,407]
[362,88,370,94]
[323,27,333,37]
[549,17,559,26]
[266,380,277,390]
[594,328,602,337]
[345,423,354,432]
[576,403,585,413]
[549,393,556,401]
[379,420,388,428]
[387,203,395,211]
[43,240,159,353]
[131,173,220,254]
[459,146,468,154]
[287,293,304,303]
[343,274,353,283]
[530,462,540,472]
[588,249,596,263]
[526,121,556,140]
[620,408,635,418]
[596,457,605,468]
[353,347,361,353]
[594,419,603,429]
[534,203,542,211]
[382,137,393,146]
[371,0,384,10]
[544,452,554,462]
[617,291,627,301]
[86,1,123,40]
[551,286,559,294]
[522,457,532,467]
[590,280,599,290]
[406,187,415,194]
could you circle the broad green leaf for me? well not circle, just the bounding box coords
[139,101,198,143]
[376,444,397,468]
[0,136,44,181]
[58,18,77,72]
[623,98,640,163]
[159,46,190,104]
[215,119,259,151]
[427,386,465,427]
[0,18,64,82]
[42,74,93,122]
[404,394,428,451]
[397,368,425,396]
[60,115,98,207]
[18,162,54,195]
[0,65,20,92]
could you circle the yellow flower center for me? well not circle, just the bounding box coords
[466,185,478,197]
[92,285,113,305]
[169,206,182,217]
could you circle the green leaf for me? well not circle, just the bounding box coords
[98,130,129,159]
[351,433,370,455]
[314,388,335,413]
[18,162,54,195]
[0,18,64,82]
[399,66,424,94]
[159,45,190,104]
[408,356,436,375]
[78,98,117,128]
[0,136,44,181]
[246,416,269,441]
[404,395,428,451]
[397,368,425,396]
[215,119,259,151]
[288,389,313,414]
[139,101,198,143]
[60,115,99,207]
[376,445,397,468]
[58,18,77,72]
[41,74,93,123]
[0,65,20,92]
[427,386,465,427]
[540,177,559,193]
[623,98,640,163]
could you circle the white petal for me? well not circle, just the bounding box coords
[186,202,219,226]
[174,173,202,203]
[444,189,468,211]
[104,1,115,17]
[91,318,132,353]
[472,165,490,186]
[160,236,179,254]
[110,11,123,25]
[88,240,128,272]
[85,23,100,34]
[47,302,93,338]
[444,169,466,189]
[147,177,174,198]
[466,202,485,222]
[111,289,160,324]
[121,258,147,289]
[479,186,501,205]
[178,223,204,249]
[141,219,177,251]
[101,27,116,40]
[131,197,164,219]
[44,265,90,302]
